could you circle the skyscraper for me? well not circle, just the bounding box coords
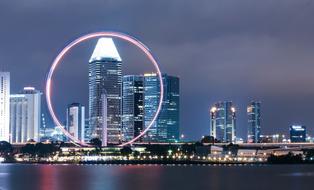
[66,103,85,142]
[290,125,306,143]
[89,38,122,145]
[0,72,10,142]
[143,73,180,143]
[247,101,261,143]
[10,87,42,143]
[122,75,144,142]
[84,118,90,143]
[210,101,236,143]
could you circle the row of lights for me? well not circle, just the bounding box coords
[37,154,267,163]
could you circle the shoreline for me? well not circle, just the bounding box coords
[2,160,313,165]
[2,160,265,165]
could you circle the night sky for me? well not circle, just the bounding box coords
[1,0,314,141]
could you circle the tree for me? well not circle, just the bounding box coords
[27,139,36,143]
[222,143,239,155]
[89,138,102,148]
[145,145,177,156]
[35,143,57,157]
[268,152,303,164]
[133,150,140,157]
[181,143,196,155]
[0,141,13,155]
[303,149,314,161]
[120,146,132,156]
[21,143,60,158]
[201,136,216,144]
[21,143,36,156]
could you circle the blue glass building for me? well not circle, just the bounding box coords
[143,73,180,143]
[122,75,144,142]
[290,125,306,142]
[247,101,261,143]
[210,101,236,143]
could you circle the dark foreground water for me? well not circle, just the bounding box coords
[0,164,314,190]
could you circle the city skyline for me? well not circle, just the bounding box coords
[1,2,314,190]
[2,1,314,140]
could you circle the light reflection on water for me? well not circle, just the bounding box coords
[280,172,314,177]
[0,164,314,190]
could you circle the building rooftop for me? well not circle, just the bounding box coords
[89,38,122,62]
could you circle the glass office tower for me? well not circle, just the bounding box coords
[143,73,180,143]
[122,75,144,142]
[88,38,122,145]
[290,125,306,142]
[210,101,236,143]
[247,101,261,143]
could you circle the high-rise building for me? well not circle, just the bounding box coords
[0,72,10,142]
[210,101,236,143]
[10,87,42,143]
[143,73,180,142]
[66,103,85,142]
[88,38,122,145]
[84,118,91,143]
[122,75,144,142]
[290,125,306,143]
[247,101,261,143]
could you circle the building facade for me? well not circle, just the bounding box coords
[10,87,41,143]
[84,118,90,143]
[88,38,122,145]
[290,125,306,143]
[210,101,236,143]
[122,75,144,142]
[143,73,180,143]
[66,103,85,142]
[0,72,10,142]
[247,101,261,143]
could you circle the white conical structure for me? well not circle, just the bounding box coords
[89,38,122,62]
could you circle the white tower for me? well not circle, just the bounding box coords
[10,87,42,143]
[0,72,10,142]
[66,103,85,142]
[89,38,122,144]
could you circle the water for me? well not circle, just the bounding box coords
[0,164,313,190]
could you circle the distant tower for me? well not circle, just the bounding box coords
[88,38,122,144]
[143,73,180,143]
[290,125,306,143]
[66,103,85,142]
[10,87,42,143]
[84,118,90,143]
[40,113,47,140]
[122,75,144,142]
[0,72,10,142]
[247,101,261,143]
[210,101,236,143]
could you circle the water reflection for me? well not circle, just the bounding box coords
[280,172,314,177]
[115,165,162,190]
[39,165,56,190]
[0,164,10,190]
[0,164,314,190]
